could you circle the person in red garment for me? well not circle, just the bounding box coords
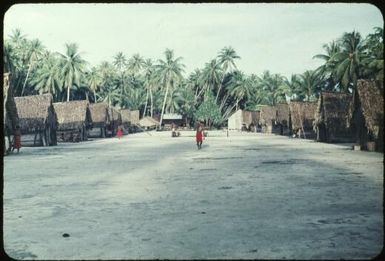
[12,125,21,153]
[196,125,204,149]
[116,126,123,139]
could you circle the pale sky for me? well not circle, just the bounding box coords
[3,3,383,78]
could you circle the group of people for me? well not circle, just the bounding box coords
[10,123,204,154]
[116,123,205,150]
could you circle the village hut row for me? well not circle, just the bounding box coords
[4,91,137,150]
[227,79,383,152]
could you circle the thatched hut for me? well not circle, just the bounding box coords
[14,94,57,146]
[228,109,260,131]
[120,109,141,133]
[314,91,353,143]
[3,73,20,154]
[106,107,122,137]
[89,102,110,138]
[162,113,184,129]
[139,117,159,130]
[275,103,290,135]
[259,105,277,133]
[289,101,317,138]
[53,100,92,142]
[351,80,384,152]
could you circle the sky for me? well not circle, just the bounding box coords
[3,3,383,78]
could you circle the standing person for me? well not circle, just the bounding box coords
[12,125,21,153]
[116,126,123,139]
[196,125,204,149]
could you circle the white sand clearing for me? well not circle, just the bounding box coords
[3,131,383,259]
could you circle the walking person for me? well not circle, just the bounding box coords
[196,125,204,149]
[12,125,21,153]
[116,126,123,139]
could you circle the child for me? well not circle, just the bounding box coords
[196,125,204,149]
[12,125,21,153]
[116,126,123,139]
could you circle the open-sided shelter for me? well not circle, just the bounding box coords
[351,80,384,151]
[89,102,110,138]
[14,93,57,146]
[314,91,353,143]
[53,100,92,142]
[139,117,160,130]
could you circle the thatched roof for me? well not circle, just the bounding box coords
[276,103,290,125]
[108,107,122,124]
[356,79,384,139]
[315,91,353,130]
[14,94,53,132]
[120,109,139,124]
[89,102,109,125]
[259,105,277,126]
[139,117,159,128]
[53,100,91,130]
[242,110,260,125]
[289,101,317,130]
[163,113,183,120]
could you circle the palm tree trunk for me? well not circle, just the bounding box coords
[21,63,32,96]
[66,78,72,102]
[159,81,170,127]
[143,89,149,118]
[94,90,97,103]
[150,87,153,118]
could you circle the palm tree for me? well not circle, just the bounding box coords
[21,39,45,95]
[224,71,249,118]
[86,67,101,102]
[154,49,185,127]
[142,59,156,117]
[113,52,127,71]
[127,53,145,76]
[313,41,341,90]
[30,51,61,99]
[297,70,324,101]
[98,85,120,106]
[334,31,366,92]
[361,27,384,81]
[57,43,86,102]
[258,71,286,105]
[216,46,240,102]
[244,74,269,109]
[199,59,222,99]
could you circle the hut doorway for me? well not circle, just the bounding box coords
[317,123,327,142]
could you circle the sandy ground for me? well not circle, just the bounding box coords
[3,130,384,260]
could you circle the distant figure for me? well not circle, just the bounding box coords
[116,126,123,139]
[196,125,204,149]
[12,125,21,153]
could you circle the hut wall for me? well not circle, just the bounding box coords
[289,101,317,138]
[354,80,384,152]
[14,94,56,146]
[315,92,354,143]
[228,109,243,130]
[53,100,91,142]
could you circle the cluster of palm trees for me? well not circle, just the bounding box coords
[3,27,383,127]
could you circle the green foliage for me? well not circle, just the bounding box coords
[3,27,383,127]
[194,93,224,126]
